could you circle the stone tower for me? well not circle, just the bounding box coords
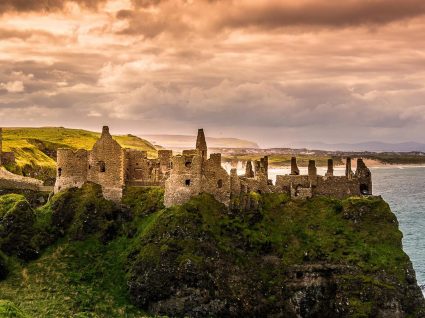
[196,128,207,160]
[87,125,126,202]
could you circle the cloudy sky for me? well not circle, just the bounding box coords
[1,0,425,147]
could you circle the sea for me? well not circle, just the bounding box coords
[223,163,425,293]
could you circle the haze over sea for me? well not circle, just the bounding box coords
[224,164,425,293]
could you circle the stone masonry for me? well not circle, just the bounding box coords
[54,126,172,202]
[54,126,373,206]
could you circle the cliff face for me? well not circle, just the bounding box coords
[127,193,425,317]
[0,185,424,317]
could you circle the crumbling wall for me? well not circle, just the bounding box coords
[164,154,203,207]
[202,153,231,206]
[291,184,313,200]
[54,148,88,193]
[52,126,374,207]
[125,149,172,186]
[196,128,207,160]
[0,168,43,191]
[314,176,360,199]
[125,149,151,181]
[158,150,172,175]
[275,175,310,193]
[87,126,125,202]
[355,158,372,195]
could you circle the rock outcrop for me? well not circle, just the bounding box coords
[127,193,425,317]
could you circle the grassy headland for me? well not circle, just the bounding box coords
[0,185,423,317]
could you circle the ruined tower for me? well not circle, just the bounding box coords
[290,157,300,175]
[345,157,353,179]
[355,159,372,195]
[326,159,334,177]
[308,160,317,185]
[87,125,125,202]
[164,128,231,207]
[245,160,254,178]
[196,128,207,160]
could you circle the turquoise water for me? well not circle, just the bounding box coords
[371,167,425,293]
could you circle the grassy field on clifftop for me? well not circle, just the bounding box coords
[1,127,158,182]
[0,185,423,317]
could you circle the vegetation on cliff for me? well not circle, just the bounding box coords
[0,184,423,317]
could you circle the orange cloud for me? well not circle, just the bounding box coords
[1,0,425,145]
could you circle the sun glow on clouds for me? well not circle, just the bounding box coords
[1,0,425,145]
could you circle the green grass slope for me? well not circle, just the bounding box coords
[0,185,423,317]
[0,184,164,317]
[1,127,158,182]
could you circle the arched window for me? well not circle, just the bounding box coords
[217,179,223,188]
[185,179,191,186]
[58,168,62,177]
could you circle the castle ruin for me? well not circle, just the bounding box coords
[54,126,172,201]
[54,127,372,206]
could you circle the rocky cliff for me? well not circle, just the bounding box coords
[0,184,423,317]
[127,193,425,317]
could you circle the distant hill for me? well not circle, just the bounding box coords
[142,134,259,150]
[1,127,158,182]
[301,141,425,152]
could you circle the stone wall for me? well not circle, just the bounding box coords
[87,126,125,202]
[355,159,372,195]
[202,153,231,206]
[53,126,172,203]
[275,157,372,200]
[164,153,203,207]
[158,150,172,175]
[52,126,373,207]
[0,168,43,191]
[315,176,360,199]
[54,148,88,193]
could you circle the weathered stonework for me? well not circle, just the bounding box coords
[54,126,172,202]
[54,148,88,193]
[54,126,373,207]
[275,157,372,200]
[164,130,230,207]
